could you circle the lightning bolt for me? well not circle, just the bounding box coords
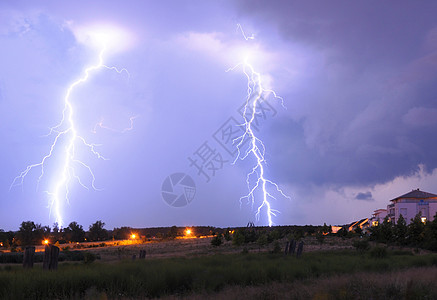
[92,115,138,134]
[10,45,129,227]
[229,25,289,227]
[237,23,255,41]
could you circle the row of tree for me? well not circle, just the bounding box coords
[211,223,332,248]
[1,222,328,248]
[0,220,109,247]
[369,212,437,250]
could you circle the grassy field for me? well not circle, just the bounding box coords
[1,249,437,299]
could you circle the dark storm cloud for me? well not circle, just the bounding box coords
[3,1,437,230]
[236,1,437,187]
[355,191,373,201]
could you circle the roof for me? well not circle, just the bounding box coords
[390,189,437,202]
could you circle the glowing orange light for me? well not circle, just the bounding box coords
[43,239,49,245]
[130,234,137,239]
[185,228,192,236]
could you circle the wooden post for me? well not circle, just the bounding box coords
[43,245,50,270]
[289,239,296,255]
[43,245,60,270]
[284,241,289,255]
[23,246,35,269]
[50,245,59,270]
[296,241,304,258]
[139,249,146,259]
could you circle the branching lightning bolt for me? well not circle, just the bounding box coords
[237,23,255,41]
[92,115,138,134]
[10,45,130,227]
[229,24,289,227]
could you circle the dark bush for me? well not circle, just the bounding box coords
[370,246,388,259]
[271,241,281,254]
[352,239,370,252]
[83,252,97,264]
[211,234,223,247]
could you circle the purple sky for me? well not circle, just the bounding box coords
[2,1,437,230]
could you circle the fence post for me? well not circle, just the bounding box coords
[284,241,289,255]
[43,245,50,270]
[289,239,296,255]
[43,245,60,270]
[50,245,60,270]
[23,246,35,269]
[296,241,304,258]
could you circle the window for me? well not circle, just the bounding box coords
[400,208,407,217]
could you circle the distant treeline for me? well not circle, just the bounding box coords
[0,220,330,250]
[3,213,437,252]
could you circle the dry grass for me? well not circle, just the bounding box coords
[163,267,437,300]
[75,236,361,262]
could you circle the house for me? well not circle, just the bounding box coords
[370,209,387,226]
[348,218,369,232]
[386,189,437,224]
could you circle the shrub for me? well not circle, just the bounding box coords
[352,239,370,252]
[83,252,97,264]
[391,250,413,256]
[211,234,223,247]
[271,241,281,254]
[232,230,245,246]
[223,229,232,241]
[370,246,388,259]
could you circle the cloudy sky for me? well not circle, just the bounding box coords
[2,1,437,230]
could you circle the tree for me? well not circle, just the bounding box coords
[232,229,245,246]
[395,214,407,245]
[0,230,7,247]
[16,221,43,246]
[243,229,258,243]
[380,217,394,244]
[166,226,178,239]
[113,227,132,240]
[0,230,14,248]
[64,222,85,242]
[89,220,108,241]
[369,222,382,242]
[423,212,437,251]
[407,213,425,246]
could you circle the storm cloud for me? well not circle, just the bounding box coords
[1,1,437,229]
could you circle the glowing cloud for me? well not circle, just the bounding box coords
[10,24,134,227]
[229,25,290,226]
[68,22,135,55]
